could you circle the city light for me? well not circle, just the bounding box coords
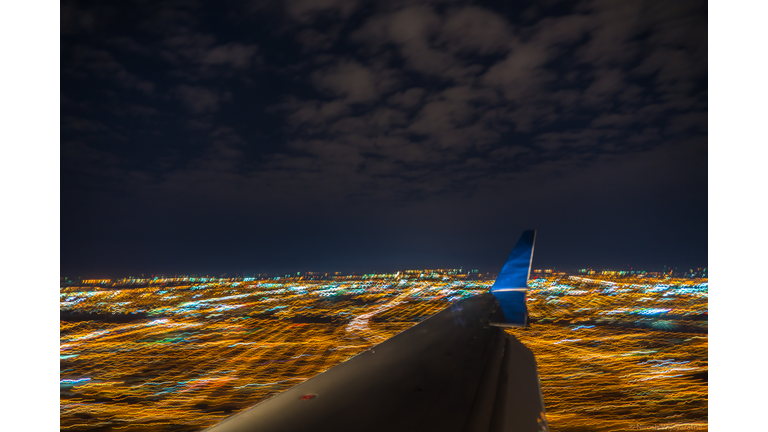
[61,271,707,431]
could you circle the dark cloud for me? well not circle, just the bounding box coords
[387,88,426,109]
[285,0,361,24]
[64,45,156,94]
[438,6,513,56]
[161,34,260,70]
[311,60,386,103]
[61,0,707,276]
[174,84,228,113]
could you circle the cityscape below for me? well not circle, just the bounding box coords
[65,266,708,287]
[61,269,708,432]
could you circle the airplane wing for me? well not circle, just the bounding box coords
[205,230,549,432]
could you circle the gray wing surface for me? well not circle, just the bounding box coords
[204,293,549,432]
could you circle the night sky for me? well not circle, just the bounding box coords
[60,0,707,278]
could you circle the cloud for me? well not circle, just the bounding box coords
[405,85,501,149]
[64,45,155,94]
[284,0,360,23]
[136,1,202,37]
[61,3,98,34]
[174,85,225,114]
[573,0,647,67]
[581,68,626,105]
[161,34,259,70]
[199,43,259,68]
[352,6,466,78]
[437,6,513,56]
[527,13,595,49]
[387,88,426,109]
[480,41,551,101]
[61,0,707,212]
[113,104,163,119]
[62,116,110,133]
[325,108,409,136]
[311,60,381,104]
[272,97,351,133]
[295,28,337,52]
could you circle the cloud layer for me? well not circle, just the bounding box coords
[61,0,707,275]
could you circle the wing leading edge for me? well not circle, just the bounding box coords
[204,231,548,432]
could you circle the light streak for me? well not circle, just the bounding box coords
[60,273,707,431]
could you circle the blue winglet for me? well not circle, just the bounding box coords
[490,230,536,326]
